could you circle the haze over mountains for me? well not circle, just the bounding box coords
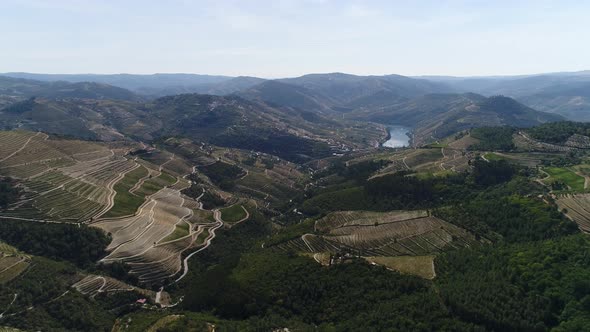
[1,70,579,149]
[3,70,590,122]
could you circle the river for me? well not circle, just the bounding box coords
[382,125,411,148]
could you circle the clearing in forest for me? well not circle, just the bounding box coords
[364,255,436,279]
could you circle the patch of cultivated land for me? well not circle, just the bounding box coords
[72,274,165,303]
[133,172,177,197]
[102,167,178,218]
[94,178,223,285]
[160,220,191,243]
[543,167,586,192]
[0,131,142,222]
[0,242,31,284]
[0,130,233,290]
[274,210,480,256]
[556,194,590,232]
[220,204,248,223]
[364,255,436,279]
[101,166,149,218]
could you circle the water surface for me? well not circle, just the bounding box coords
[383,126,410,148]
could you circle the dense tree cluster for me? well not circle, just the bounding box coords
[0,220,110,267]
[0,257,140,331]
[527,121,590,143]
[212,130,332,164]
[436,235,590,331]
[0,177,20,208]
[199,161,245,190]
[1,97,36,114]
[470,126,516,151]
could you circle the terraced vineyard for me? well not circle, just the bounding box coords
[0,242,31,284]
[0,131,137,222]
[556,194,590,232]
[273,210,480,257]
[94,182,233,284]
[514,132,574,152]
[0,131,235,286]
[370,135,476,178]
[72,274,166,303]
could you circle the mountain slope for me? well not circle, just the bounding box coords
[2,72,230,93]
[346,93,563,145]
[237,80,336,113]
[0,76,140,101]
[425,71,590,121]
[0,94,381,162]
[280,73,453,106]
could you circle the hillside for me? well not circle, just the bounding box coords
[0,75,140,101]
[426,71,590,121]
[2,72,231,96]
[0,94,381,161]
[279,73,453,106]
[345,93,563,145]
[236,80,336,113]
[146,94,361,162]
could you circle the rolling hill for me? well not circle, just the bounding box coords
[236,80,336,113]
[345,93,563,145]
[0,94,381,162]
[0,75,141,101]
[424,71,590,121]
[2,72,231,96]
[279,73,453,106]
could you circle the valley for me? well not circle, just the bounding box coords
[1,72,590,331]
[382,125,411,148]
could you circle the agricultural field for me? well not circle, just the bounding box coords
[72,274,165,303]
[485,152,562,167]
[556,194,590,232]
[220,204,248,224]
[514,132,574,152]
[95,187,195,284]
[0,130,234,286]
[102,167,177,218]
[368,134,476,178]
[94,176,228,285]
[543,167,586,192]
[272,210,480,257]
[364,255,435,279]
[0,131,140,222]
[0,242,31,284]
[160,220,191,243]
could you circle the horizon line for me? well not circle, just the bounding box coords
[2,69,590,80]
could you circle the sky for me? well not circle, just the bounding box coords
[0,0,588,78]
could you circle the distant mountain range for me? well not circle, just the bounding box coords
[421,71,590,121]
[0,70,584,148]
[3,70,590,122]
[0,76,141,101]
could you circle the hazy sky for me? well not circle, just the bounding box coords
[1,0,588,77]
